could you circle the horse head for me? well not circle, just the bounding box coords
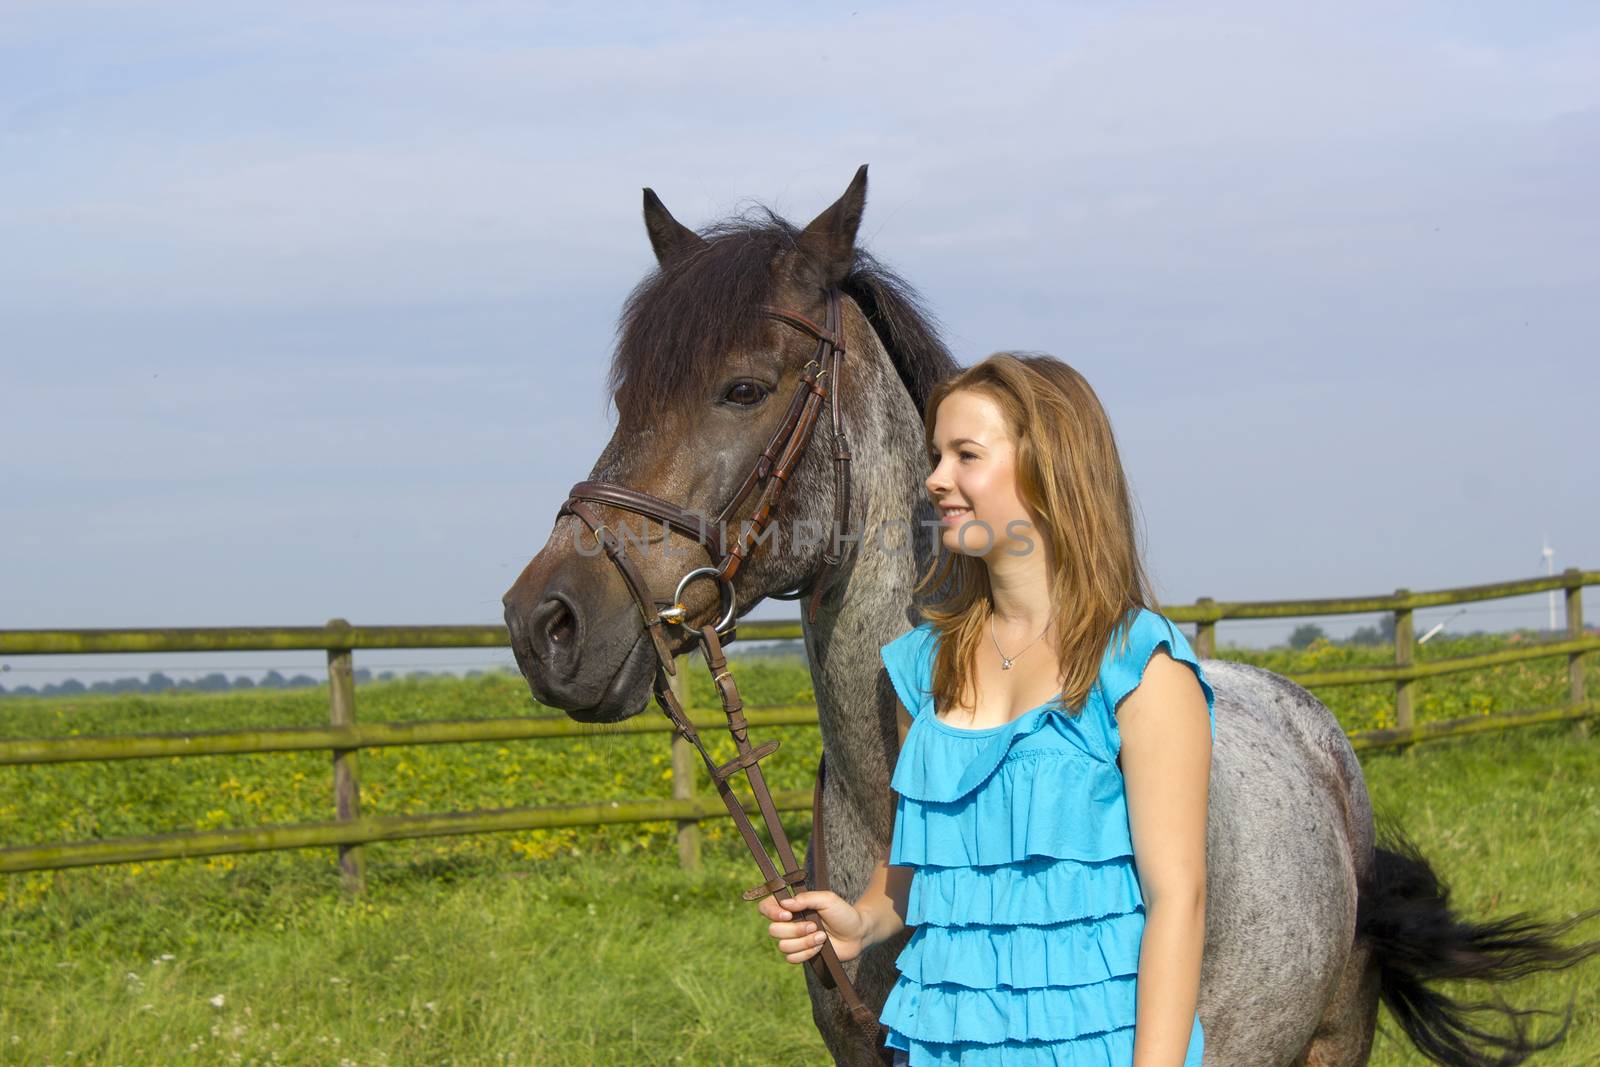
[503,165,952,722]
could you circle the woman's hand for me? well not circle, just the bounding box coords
[757,890,871,965]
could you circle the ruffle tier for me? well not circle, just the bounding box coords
[889,701,1112,805]
[879,972,1138,1044]
[895,908,1145,989]
[884,1025,1136,1067]
[907,853,1143,927]
[889,752,1134,868]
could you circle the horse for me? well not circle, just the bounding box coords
[502,166,1600,1066]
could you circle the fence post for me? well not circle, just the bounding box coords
[670,655,701,871]
[1393,590,1415,741]
[326,618,365,894]
[1194,598,1217,659]
[1566,570,1587,737]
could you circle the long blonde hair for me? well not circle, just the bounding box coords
[914,353,1160,716]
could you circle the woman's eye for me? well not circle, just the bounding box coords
[723,382,768,406]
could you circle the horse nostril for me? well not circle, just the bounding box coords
[544,597,577,646]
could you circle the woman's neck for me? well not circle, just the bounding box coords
[984,539,1056,635]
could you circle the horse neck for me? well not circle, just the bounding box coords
[801,324,935,848]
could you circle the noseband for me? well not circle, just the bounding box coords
[557,287,882,1036]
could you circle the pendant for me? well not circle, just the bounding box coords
[1001,658,1014,670]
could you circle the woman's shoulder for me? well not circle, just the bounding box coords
[882,619,936,651]
[1097,608,1215,732]
[881,621,938,719]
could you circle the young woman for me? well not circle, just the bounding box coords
[760,353,1215,1066]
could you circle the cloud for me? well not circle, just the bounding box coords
[4,2,1596,312]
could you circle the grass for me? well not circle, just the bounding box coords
[1,638,1597,1065]
[2,848,821,1065]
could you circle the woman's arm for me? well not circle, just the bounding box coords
[1117,648,1212,1067]
[852,854,915,948]
[759,693,916,960]
[852,691,917,948]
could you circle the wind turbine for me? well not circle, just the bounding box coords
[1541,536,1556,632]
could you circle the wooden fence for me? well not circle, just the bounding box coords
[1,569,1595,890]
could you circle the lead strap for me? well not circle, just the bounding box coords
[651,624,882,1034]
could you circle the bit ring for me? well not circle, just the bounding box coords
[667,566,738,635]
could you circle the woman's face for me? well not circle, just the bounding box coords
[925,389,1037,560]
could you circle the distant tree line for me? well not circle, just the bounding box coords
[1287,614,1397,650]
[0,668,493,700]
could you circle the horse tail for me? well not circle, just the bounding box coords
[1356,816,1600,1067]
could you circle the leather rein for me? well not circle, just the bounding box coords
[557,287,883,1035]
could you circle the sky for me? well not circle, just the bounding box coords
[2,1,1597,687]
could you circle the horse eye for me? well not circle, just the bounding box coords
[723,382,768,406]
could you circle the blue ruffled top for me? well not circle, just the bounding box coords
[877,608,1216,1066]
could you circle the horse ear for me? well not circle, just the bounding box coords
[642,187,705,266]
[798,164,868,287]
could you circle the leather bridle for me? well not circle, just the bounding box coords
[557,287,884,1036]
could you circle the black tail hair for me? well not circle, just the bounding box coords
[1357,813,1600,1066]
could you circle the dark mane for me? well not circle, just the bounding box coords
[607,208,957,425]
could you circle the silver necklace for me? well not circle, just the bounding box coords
[990,612,1052,670]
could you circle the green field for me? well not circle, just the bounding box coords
[2,637,1596,1065]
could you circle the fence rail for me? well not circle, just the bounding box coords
[2,569,1594,884]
